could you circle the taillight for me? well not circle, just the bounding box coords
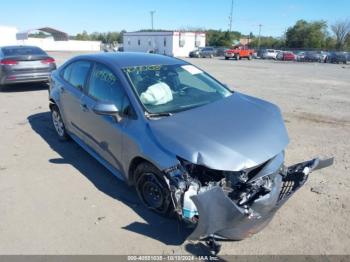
[41,58,55,64]
[0,59,18,65]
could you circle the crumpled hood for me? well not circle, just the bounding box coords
[148,92,289,171]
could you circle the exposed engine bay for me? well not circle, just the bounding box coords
[163,152,333,243]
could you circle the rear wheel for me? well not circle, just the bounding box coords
[225,57,229,60]
[135,162,173,216]
[51,105,69,141]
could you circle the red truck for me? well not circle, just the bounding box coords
[224,46,254,60]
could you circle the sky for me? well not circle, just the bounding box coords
[1,0,349,37]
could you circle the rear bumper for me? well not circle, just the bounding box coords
[188,157,333,241]
[1,72,52,85]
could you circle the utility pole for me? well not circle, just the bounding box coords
[150,11,156,30]
[228,0,234,32]
[258,24,262,49]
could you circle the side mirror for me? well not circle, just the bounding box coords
[93,102,121,121]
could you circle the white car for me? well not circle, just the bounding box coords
[262,49,278,60]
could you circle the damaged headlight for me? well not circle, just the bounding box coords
[164,157,279,223]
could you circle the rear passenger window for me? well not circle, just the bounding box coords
[62,64,73,82]
[62,61,91,89]
[87,63,130,113]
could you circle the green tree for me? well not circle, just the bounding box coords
[74,31,124,44]
[285,20,328,49]
[206,30,241,47]
[28,31,50,38]
[75,30,90,41]
[250,36,284,49]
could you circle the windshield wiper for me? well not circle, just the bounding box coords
[145,112,173,118]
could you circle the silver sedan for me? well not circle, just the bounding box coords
[48,52,332,253]
[0,45,56,90]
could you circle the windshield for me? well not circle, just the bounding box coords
[2,46,46,56]
[123,64,232,114]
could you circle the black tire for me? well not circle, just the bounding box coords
[225,57,229,60]
[135,162,173,216]
[51,105,69,141]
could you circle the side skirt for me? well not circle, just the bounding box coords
[68,132,126,182]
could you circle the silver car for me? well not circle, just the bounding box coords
[49,52,332,252]
[0,45,56,90]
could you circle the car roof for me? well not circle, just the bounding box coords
[74,52,187,68]
[0,45,43,50]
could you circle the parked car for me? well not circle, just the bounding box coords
[304,51,323,62]
[49,52,333,253]
[215,47,229,57]
[293,51,306,61]
[325,52,347,64]
[318,51,329,62]
[200,47,216,58]
[276,51,295,61]
[224,47,254,60]
[189,47,215,58]
[189,48,203,58]
[261,49,278,59]
[0,45,56,89]
[256,49,267,59]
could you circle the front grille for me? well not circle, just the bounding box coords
[278,171,308,201]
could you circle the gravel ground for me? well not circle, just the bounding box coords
[0,53,349,255]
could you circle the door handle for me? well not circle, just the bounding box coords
[59,86,65,93]
[80,103,88,112]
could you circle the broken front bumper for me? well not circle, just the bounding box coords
[188,157,334,241]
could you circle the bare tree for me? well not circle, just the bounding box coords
[331,19,350,50]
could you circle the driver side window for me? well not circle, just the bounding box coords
[87,63,130,114]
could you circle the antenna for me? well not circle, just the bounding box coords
[229,0,233,32]
[150,10,156,30]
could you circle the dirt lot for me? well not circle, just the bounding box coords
[0,53,349,255]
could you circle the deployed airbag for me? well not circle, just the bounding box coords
[140,82,173,105]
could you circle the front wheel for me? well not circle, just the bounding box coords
[51,105,69,141]
[135,162,173,216]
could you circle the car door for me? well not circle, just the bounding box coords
[78,62,132,172]
[59,60,93,139]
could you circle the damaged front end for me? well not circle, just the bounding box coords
[164,152,333,241]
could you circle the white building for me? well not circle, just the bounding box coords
[0,26,18,46]
[0,26,101,51]
[123,31,206,57]
[16,27,101,51]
